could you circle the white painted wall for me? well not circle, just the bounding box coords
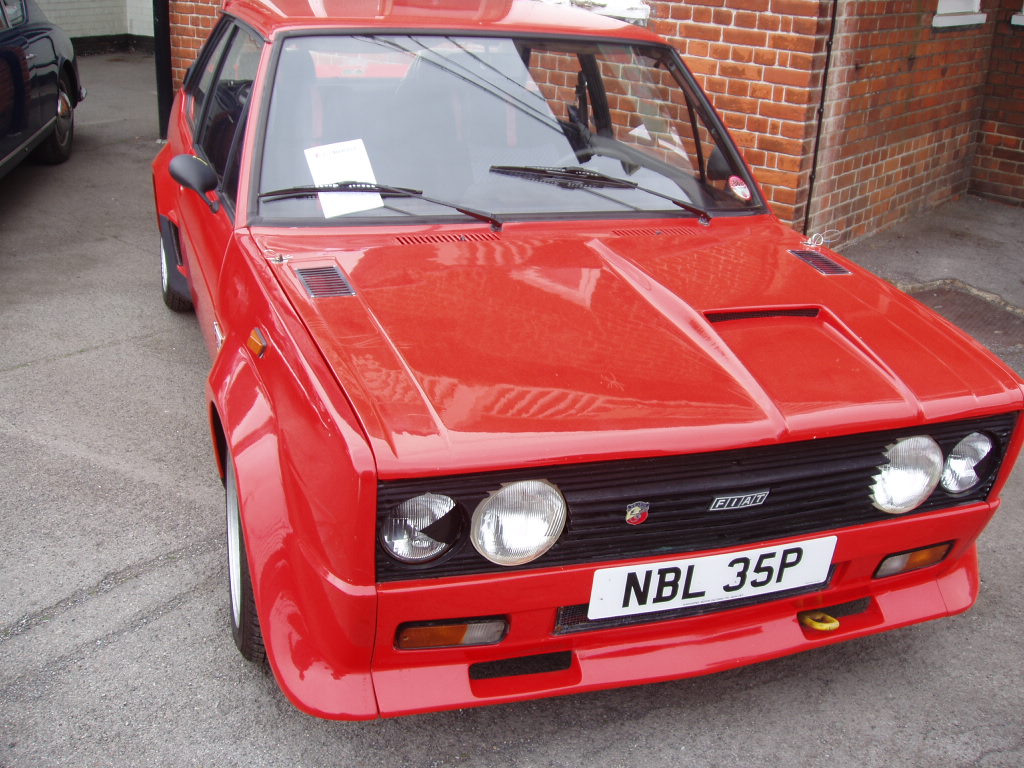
[35,0,154,38]
[127,0,154,36]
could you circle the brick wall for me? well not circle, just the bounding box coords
[972,0,1024,204]
[169,0,222,88]
[650,0,831,228]
[808,2,996,242]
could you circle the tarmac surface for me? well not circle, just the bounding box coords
[0,52,1022,768]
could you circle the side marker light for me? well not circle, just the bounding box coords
[247,327,268,358]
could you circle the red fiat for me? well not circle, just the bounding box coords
[152,0,1023,719]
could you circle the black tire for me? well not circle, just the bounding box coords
[226,452,267,664]
[160,238,193,312]
[33,72,75,165]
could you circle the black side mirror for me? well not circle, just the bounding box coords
[706,148,733,182]
[169,154,220,213]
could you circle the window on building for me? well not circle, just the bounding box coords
[932,0,987,27]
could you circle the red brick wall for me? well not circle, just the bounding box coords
[972,1,1024,205]
[807,2,997,242]
[650,0,831,228]
[170,0,222,89]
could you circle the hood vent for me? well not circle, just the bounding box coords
[706,308,820,323]
[611,226,701,238]
[295,266,355,298]
[789,249,850,275]
[395,232,499,245]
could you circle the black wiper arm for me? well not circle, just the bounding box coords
[490,165,711,226]
[258,181,503,230]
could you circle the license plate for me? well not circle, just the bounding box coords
[587,536,837,621]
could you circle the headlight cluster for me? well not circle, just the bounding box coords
[871,432,995,514]
[379,479,567,566]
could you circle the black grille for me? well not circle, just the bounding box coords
[375,413,1017,582]
[295,266,356,298]
[789,249,851,275]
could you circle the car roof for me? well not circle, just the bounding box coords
[223,0,662,42]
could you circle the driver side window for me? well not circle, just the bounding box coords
[195,26,262,206]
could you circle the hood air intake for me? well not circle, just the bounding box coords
[789,249,851,275]
[296,266,356,298]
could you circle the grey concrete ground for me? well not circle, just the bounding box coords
[0,52,1022,768]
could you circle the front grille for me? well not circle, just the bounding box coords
[375,413,1017,582]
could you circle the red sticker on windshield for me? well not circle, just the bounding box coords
[728,176,752,201]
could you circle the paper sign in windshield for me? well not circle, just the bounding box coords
[303,139,383,218]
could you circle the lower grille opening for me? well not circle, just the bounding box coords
[816,597,872,618]
[469,651,573,680]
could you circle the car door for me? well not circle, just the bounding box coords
[0,2,30,162]
[174,21,262,357]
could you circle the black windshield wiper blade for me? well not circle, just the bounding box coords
[490,165,711,226]
[258,181,503,230]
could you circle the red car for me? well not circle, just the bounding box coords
[152,0,1023,720]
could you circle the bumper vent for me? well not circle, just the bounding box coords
[376,412,1017,581]
[789,249,851,275]
[295,266,355,298]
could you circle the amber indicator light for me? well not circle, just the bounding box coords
[247,328,268,358]
[875,542,953,578]
[396,618,507,650]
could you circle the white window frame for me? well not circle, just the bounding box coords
[932,0,986,27]
[1013,2,1023,26]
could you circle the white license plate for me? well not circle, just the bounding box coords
[587,536,837,621]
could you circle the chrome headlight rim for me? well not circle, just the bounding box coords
[379,492,464,565]
[470,479,567,567]
[870,435,943,515]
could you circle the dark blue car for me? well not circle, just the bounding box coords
[0,0,84,179]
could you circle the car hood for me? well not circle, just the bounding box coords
[255,217,1022,477]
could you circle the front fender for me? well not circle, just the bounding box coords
[207,254,380,720]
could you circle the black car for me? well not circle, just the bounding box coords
[0,0,84,179]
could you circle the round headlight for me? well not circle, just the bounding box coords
[941,432,993,493]
[380,493,459,563]
[471,480,567,566]
[871,436,943,514]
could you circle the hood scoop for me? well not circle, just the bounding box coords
[707,308,820,323]
[295,266,356,298]
[789,249,850,275]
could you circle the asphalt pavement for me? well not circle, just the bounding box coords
[1,52,1022,768]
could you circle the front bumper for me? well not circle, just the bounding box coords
[365,501,995,717]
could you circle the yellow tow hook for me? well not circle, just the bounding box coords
[798,610,841,632]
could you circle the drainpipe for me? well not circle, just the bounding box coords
[802,0,839,236]
[153,0,173,140]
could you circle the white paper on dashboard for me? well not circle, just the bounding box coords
[303,139,383,218]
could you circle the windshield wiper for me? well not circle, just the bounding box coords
[490,165,711,226]
[258,181,503,230]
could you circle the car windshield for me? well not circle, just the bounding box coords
[256,34,762,223]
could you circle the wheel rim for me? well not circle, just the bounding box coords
[226,462,242,628]
[53,88,73,148]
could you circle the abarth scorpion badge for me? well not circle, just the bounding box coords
[625,501,650,526]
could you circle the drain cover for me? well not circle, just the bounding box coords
[909,286,1024,375]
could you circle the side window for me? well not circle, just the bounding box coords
[186,22,233,130]
[2,1,24,26]
[195,28,262,201]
